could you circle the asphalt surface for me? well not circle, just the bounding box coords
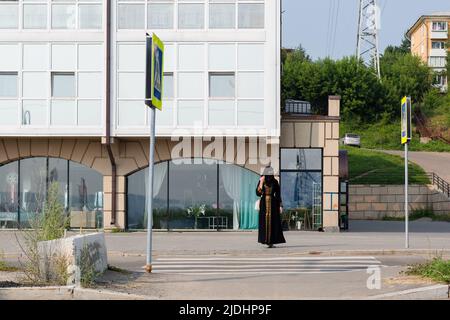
[382,150,450,183]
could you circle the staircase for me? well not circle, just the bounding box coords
[429,172,450,199]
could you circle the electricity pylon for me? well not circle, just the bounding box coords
[357,0,381,79]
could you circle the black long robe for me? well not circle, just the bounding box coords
[256,179,286,245]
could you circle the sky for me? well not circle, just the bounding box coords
[282,0,450,60]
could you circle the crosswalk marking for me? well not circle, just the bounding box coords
[150,256,382,275]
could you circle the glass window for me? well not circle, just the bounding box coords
[209,3,235,29]
[19,158,47,228]
[127,162,168,229]
[280,171,322,230]
[22,100,47,126]
[48,158,69,211]
[164,73,174,98]
[432,21,447,31]
[238,3,264,29]
[69,161,103,229]
[52,4,76,29]
[169,159,217,229]
[0,162,19,229]
[432,41,445,49]
[148,3,173,29]
[281,149,322,171]
[52,72,75,97]
[209,73,235,98]
[0,3,18,29]
[0,72,17,97]
[23,4,47,29]
[79,4,102,29]
[126,160,260,230]
[118,4,145,29]
[178,4,204,29]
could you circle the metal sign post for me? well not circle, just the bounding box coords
[144,33,164,273]
[401,96,412,249]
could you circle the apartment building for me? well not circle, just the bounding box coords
[0,0,341,232]
[408,12,450,92]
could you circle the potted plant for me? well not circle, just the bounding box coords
[186,204,206,229]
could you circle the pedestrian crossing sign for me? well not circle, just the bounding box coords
[151,33,164,110]
[401,96,411,145]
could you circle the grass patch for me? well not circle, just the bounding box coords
[341,120,450,152]
[405,257,450,284]
[382,208,450,222]
[343,146,430,185]
[0,261,19,272]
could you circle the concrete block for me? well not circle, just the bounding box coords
[380,195,396,203]
[280,123,294,148]
[294,123,312,148]
[371,186,388,195]
[364,195,379,203]
[387,186,404,195]
[38,233,108,278]
[356,203,371,211]
[311,122,325,148]
[372,203,388,211]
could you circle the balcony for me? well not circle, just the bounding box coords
[431,30,448,39]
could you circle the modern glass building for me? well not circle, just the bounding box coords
[0,0,342,232]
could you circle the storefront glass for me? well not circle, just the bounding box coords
[126,159,260,230]
[0,158,103,229]
[280,149,323,231]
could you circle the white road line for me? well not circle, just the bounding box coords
[155,256,378,261]
[153,264,380,269]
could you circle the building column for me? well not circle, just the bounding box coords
[103,175,126,230]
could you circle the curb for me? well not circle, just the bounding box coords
[368,284,450,300]
[0,285,156,300]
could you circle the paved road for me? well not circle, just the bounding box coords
[382,150,450,183]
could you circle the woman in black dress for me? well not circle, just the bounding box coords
[256,166,286,248]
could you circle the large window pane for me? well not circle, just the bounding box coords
[0,4,18,29]
[209,3,235,29]
[23,4,47,29]
[118,4,145,29]
[178,4,204,29]
[127,162,168,230]
[79,4,102,29]
[69,162,103,229]
[52,4,76,29]
[20,158,47,228]
[281,149,322,171]
[219,164,259,230]
[280,171,322,230]
[48,158,69,211]
[148,3,173,29]
[238,3,264,29]
[169,160,217,229]
[164,73,174,98]
[0,162,19,229]
[0,72,17,97]
[52,73,75,97]
[209,73,235,98]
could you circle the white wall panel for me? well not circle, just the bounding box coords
[209,100,234,126]
[78,100,101,126]
[118,100,146,126]
[178,44,204,71]
[22,100,47,126]
[0,45,19,71]
[237,100,264,126]
[209,44,235,70]
[23,44,48,70]
[0,101,17,126]
[178,100,203,126]
[238,44,264,70]
[51,100,77,125]
[52,44,76,70]
[23,72,48,98]
[118,44,145,71]
[237,72,264,98]
[178,72,204,98]
[118,72,145,99]
[78,44,103,71]
[78,73,102,98]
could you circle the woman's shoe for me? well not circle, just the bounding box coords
[267,244,274,248]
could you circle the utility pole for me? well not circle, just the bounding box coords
[357,0,381,79]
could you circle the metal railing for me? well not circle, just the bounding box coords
[429,172,450,198]
[284,100,312,114]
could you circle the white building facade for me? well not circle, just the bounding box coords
[0,1,341,232]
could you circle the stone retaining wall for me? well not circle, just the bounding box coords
[349,185,450,220]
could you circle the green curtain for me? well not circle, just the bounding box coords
[239,169,259,230]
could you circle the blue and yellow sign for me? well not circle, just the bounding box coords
[401,96,411,145]
[145,33,164,110]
